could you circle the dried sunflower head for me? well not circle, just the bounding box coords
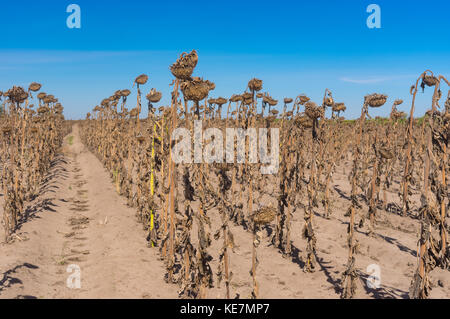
[215,97,228,106]
[242,92,253,101]
[111,94,120,102]
[170,65,194,80]
[365,93,388,108]
[268,98,278,107]
[252,206,276,225]
[296,115,313,128]
[422,75,438,87]
[230,94,243,102]
[324,96,334,106]
[28,82,42,92]
[333,102,346,112]
[37,106,49,114]
[146,88,162,103]
[170,50,198,80]
[391,110,406,120]
[298,94,310,105]
[248,78,263,92]
[121,89,131,97]
[205,80,215,91]
[305,101,323,119]
[101,98,110,106]
[135,74,149,85]
[180,78,212,102]
[55,104,64,114]
[284,97,293,104]
[6,86,28,104]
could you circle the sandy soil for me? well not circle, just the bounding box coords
[0,124,448,299]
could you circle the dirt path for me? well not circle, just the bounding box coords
[0,124,177,298]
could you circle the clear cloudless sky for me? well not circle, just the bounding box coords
[0,0,449,119]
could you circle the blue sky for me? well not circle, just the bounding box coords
[1,0,449,119]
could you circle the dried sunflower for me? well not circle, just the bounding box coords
[135,74,149,85]
[28,82,42,92]
[366,93,388,108]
